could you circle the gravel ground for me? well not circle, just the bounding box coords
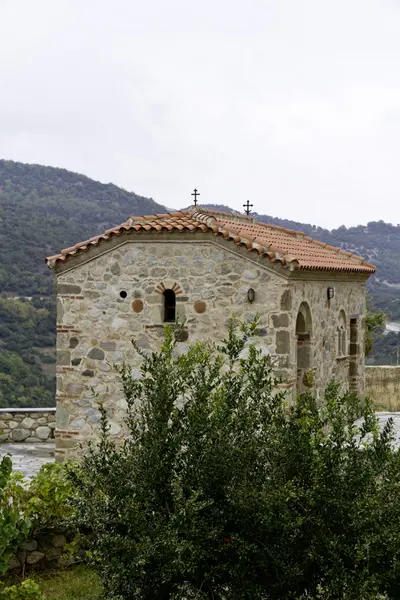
[0,442,55,478]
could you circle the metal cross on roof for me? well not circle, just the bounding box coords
[243,200,253,215]
[191,188,200,206]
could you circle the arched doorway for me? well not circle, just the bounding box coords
[296,302,313,396]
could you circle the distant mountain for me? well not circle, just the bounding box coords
[0,159,165,296]
[0,159,165,407]
[0,160,399,408]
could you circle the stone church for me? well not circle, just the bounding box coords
[47,206,376,460]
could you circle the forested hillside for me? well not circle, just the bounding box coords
[0,159,165,407]
[0,161,399,407]
[0,159,165,296]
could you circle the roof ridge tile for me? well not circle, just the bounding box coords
[46,206,376,275]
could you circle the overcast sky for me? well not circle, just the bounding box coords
[1,0,400,228]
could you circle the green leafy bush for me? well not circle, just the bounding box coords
[67,321,400,600]
[3,463,73,534]
[0,456,43,599]
[0,457,30,575]
[0,579,43,600]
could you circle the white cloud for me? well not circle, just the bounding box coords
[0,0,400,227]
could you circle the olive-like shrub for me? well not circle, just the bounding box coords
[68,320,400,600]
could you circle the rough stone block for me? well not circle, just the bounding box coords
[21,417,36,430]
[66,382,85,395]
[8,421,19,429]
[135,337,150,349]
[20,540,38,551]
[275,330,290,354]
[85,408,101,424]
[99,362,111,372]
[8,556,20,570]
[85,290,101,300]
[56,438,77,449]
[26,551,45,565]
[52,534,67,548]
[109,421,121,436]
[11,429,30,442]
[100,341,116,351]
[151,267,167,277]
[243,269,258,280]
[70,417,86,430]
[36,426,51,440]
[280,289,292,311]
[56,406,70,429]
[69,337,79,348]
[297,345,312,369]
[271,314,289,328]
[58,283,82,295]
[57,350,71,366]
[88,348,105,360]
[82,369,95,377]
[214,263,232,275]
[46,547,62,561]
[254,328,268,337]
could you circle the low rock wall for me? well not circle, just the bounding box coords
[0,408,56,442]
[8,530,83,572]
[365,366,400,411]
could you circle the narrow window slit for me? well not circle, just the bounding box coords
[163,289,176,322]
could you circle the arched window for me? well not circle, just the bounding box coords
[337,310,347,356]
[295,302,313,396]
[296,302,312,340]
[163,289,176,322]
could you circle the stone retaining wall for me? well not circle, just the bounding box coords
[365,366,400,411]
[8,529,82,572]
[0,408,56,442]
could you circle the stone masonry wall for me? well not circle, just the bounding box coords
[289,278,366,397]
[0,408,56,442]
[8,529,81,572]
[54,234,368,460]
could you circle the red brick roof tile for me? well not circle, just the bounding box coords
[46,207,376,275]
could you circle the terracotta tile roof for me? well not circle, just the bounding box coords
[46,206,376,275]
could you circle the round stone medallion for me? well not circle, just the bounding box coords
[194,300,206,314]
[132,299,144,313]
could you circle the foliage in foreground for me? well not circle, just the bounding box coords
[24,566,101,600]
[2,566,101,600]
[0,457,30,576]
[2,462,73,536]
[0,460,76,596]
[0,579,43,600]
[0,456,45,599]
[68,321,400,599]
